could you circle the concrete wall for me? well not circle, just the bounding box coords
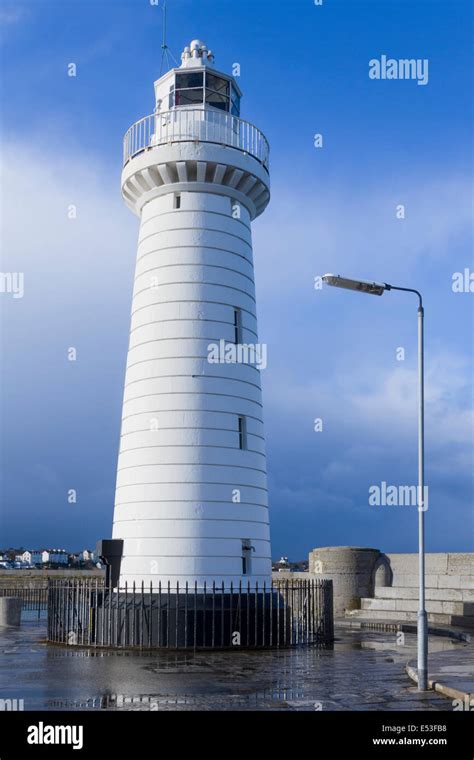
[273,550,474,622]
[0,569,104,590]
[384,553,474,590]
[308,547,388,616]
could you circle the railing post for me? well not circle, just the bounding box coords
[176,580,179,648]
[149,581,153,648]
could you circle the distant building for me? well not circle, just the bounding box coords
[13,558,31,569]
[271,557,308,573]
[0,552,12,569]
[19,551,33,564]
[4,548,70,567]
[19,550,47,565]
[44,549,69,565]
[80,549,95,562]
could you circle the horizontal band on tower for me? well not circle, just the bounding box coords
[117,461,267,473]
[124,378,261,394]
[114,498,268,506]
[120,411,264,423]
[134,262,255,285]
[138,225,252,251]
[115,481,268,489]
[139,207,251,235]
[126,336,260,352]
[135,244,253,266]
[129,319,258,339]
[121,396,263,415]
[118,444,264,454]
[132,285,256,309]
[130,299,257,319]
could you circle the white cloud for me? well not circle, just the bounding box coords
[0,6,28,27]
[254,174,472,301]
[0,140,136,313]
[264,349,473,480]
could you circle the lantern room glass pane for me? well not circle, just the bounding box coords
[205,90,229,110]
[231,85,240,116]
[176,88,204,105]
[174,72,204,107]
[176,72,204,89]
[206,73,229,96]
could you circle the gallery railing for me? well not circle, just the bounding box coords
[47,578,333,650]
[123,109,270,170]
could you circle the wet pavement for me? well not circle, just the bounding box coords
[0,613,464,711]
[408,646,474,700]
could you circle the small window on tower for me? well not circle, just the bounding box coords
[238,415,247,450]
[242,539,252,575]
[234,308,242,344]
[174,193,181,209]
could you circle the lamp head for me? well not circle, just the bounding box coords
[322,273,387,297]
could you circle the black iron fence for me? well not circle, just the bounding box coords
[0,587,48,615]
[47,579,333,650]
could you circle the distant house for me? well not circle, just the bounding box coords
[80,550,95,562]
[14,552,32,567]
[44,549,69,565]
[5,548,70,567]
[275,556,291,572]
[0,552,11,569]
[13,556,31,569]
[19,550,46,565]
[271,556,308,573]
[33,549,69,565]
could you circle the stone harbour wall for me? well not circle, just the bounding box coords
[273,548,474,627]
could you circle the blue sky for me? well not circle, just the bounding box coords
[1,0,472,558]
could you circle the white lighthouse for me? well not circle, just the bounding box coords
[111,40,272,590]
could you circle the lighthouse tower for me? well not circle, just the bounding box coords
[111,40,271,590]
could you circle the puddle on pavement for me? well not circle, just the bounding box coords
[0,616,461,711]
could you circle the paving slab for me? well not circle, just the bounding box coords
[406,643,474,703]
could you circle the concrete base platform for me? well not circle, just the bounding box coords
[92,591,292,648]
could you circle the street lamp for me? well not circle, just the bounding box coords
[322,273,428,692]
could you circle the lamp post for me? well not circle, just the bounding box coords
[322,273,428,691]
